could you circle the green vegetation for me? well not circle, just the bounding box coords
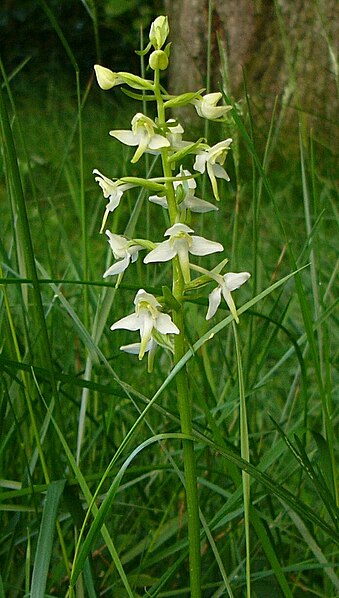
[0,3,338,597]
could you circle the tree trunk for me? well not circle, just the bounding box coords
[165,0,338,147]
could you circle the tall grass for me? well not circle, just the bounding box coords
[0,2,338,597]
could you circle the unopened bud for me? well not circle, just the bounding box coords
[149,50,169,71]
[149,16,169,50]
[94,65,123,90]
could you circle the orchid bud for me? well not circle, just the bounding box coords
[94,65,124,90]
[149,16,169,50]
[149,50,169,71]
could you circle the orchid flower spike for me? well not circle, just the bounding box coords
[110,289,179,360]
[206,271,251,323]
[193,139,233,201]
[144,223,223,284]
[110,113,170,163]
[103,231,142,278]
[93,169,135,232]
[149,168,218,213]
[192,92,232,120]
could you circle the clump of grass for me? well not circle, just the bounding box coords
[0,2,338,598]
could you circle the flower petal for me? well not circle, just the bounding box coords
[144,240,176,263]
[212,163,230,181]
[190,235,224,256]
[149,194,168,208]
[193,154,207,174]
[148,134,170,149]
[110,313,140,331]
[223,272,251,291]
[165,223,194,236]
[109,130,139,146]
[183,196,218,212]
[206,286,222,320]
[155,313,180,335]
[103,254,130,278]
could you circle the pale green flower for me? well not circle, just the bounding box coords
[144,223,223,284]
[206,271,251,323]
[192,92,232,120]
[149,168,218,213]
[149,16,169,50]
[94,65,154,91]
[93,169,135,232]
[103,231,142,278]
[111,289,179,360]
[110,113,170,163]
[193,139,233,200]
[94,65,124,90]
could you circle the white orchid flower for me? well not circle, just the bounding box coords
[149,168,218,213]
[110,113,170,163]
[103,230,142,278]
[144,223,223,284]
[193,139,233,200]
[206,271,251,323]
[165,120,191,151]
[93,169,135,232]
[192,92,232,120]
[111,289,179,360]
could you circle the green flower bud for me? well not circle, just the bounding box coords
[149,50,169,71]
[94,65,124,90]
[149,16,169,50]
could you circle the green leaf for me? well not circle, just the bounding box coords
[30,480,65,598]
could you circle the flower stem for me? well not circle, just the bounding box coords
[173,302,202,597]
[154,67,201,595]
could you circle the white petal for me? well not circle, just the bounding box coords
[103,254,130,278]
[182,196,218,213]
[193,154,207,174]
[120,342,142,354]
[223,272,251,291]
[105,190,123,212]
[165,223,194,236]
[212,163,230,181]
[144,240,176,263]
[109,130,139,146]
[190,236,224,256]
[120,340,156,354]
[205,92,223,103]
[149,194,168,208]
[105,231,127,254]
[110,313,140,331]
[134,289,161,308]
[148,134,171,149]
[155,313,180,335]
[206,286,222,320]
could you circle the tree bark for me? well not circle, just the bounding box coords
[165,0,338,146]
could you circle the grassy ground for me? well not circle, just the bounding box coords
[0,8,338,598]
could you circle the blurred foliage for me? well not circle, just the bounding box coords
[0,0,161,82]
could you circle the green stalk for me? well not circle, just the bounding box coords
[154,67,202,596]
[233,321,251,598]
